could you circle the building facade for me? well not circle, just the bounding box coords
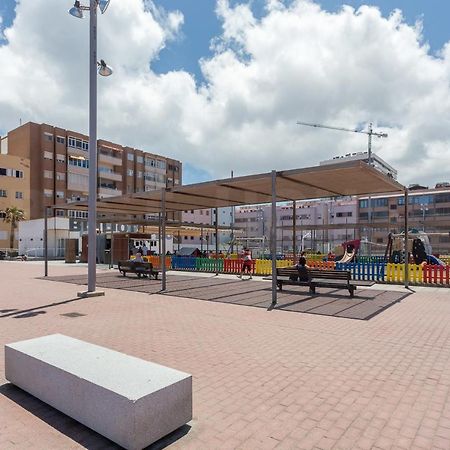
[1,122,182,220]
[0,154,30,249]
[234,199,358,255]
[358,184,450,255]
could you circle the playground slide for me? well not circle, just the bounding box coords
[337,250,355,263]
[427,255,446,266]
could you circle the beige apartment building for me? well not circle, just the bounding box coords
[358,184,450,254]
[0,154,30,249]
[0,122,182,220]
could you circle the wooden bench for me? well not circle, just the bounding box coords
[276,267,358,297]
[118,260,159,279]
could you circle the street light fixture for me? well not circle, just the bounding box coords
[68,0,112,297]
[420,204,429,232]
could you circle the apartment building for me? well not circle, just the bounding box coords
[1,122,182,220]
[358,183,450,254]
[0,155,30,249]
[179,207,233,251]
[235,199,357,254]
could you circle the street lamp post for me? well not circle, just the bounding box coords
[69,0,113,297]
[420,204,429,232]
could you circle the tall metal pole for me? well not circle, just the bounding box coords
[215,207,219,275]
[271,170,277,306]
[404,188,409,289]
[292,200,297,262]
[161,189,167,291]
[44,207,48,277]
[230,170,235,254]
[367,122,373,258]
[87,1,97,293]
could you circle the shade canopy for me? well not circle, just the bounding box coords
[57,160,404,216]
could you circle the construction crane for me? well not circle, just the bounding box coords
[296,121,388,165]
[296,120,388,256]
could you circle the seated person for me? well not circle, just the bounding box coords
[290,252,309,282]
[133,252,144,263]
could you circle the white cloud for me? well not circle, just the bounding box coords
[1,0,450,187]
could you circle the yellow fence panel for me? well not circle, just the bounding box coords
[386,263,423,283]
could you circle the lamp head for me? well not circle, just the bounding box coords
[69,0,84,18]
[98,0,111,14]
[98,59,113,76]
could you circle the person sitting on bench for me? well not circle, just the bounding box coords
[290,252,309,282]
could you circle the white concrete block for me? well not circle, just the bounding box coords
[5,334,192,450]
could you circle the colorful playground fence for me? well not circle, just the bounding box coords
[131,256,449,286]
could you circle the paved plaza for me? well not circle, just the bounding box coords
[1,261,450,449]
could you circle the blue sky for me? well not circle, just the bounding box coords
[2,1,450,185]
[151,0,450,81]
[3,1,448,81]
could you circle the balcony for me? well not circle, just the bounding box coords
[99,171,122,181]
[99,187,122,198]
[99,152,122,166]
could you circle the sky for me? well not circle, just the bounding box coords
[1,0,450,186]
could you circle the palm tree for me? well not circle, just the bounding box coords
[1,206,25,250]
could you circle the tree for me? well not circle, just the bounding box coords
[1,206,25,250]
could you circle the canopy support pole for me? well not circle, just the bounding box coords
[44,206,48,277]
[271,170,277,306]
[404,188,409,289]
[161,189,167,291]
[215,207,219,275]
[292,200,297,262]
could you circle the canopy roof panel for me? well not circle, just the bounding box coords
[56,160,404,215]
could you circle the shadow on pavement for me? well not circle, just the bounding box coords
[0,297,87,319]
[0,383,192,449]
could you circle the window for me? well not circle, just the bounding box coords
[44,189,53,198]
[68,156,89,169]
[0,190,7,197]
[44,170,53,179]
[0,168,23,178]
[56,172,65,181]
[43,151,53,160]
[359,199,368,209]
[336,212,352,218]
[56,210,65,217]
[68,137,76,147]
[184,236,188,240]
[15,191,23,199]
[190,236,194,240]
[56,191,65,199]
[127,169,134,176]
[359,212,368,220]
[56,154,65,163]
[136,156,144,164]
[127,153,134,161]
[137,171,142,178]
[390,204,397,210]
[56,136,65,144]
[44,132,53,141]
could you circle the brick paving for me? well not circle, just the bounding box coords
[43,272,409,321]
[1,261,450,449]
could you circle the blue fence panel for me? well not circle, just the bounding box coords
[171,256,197,270]
[335,262,385,281]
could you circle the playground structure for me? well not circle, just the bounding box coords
[385,230,447,266]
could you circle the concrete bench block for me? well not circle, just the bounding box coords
[5,334,192,450]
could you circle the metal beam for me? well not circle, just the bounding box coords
[404,188,409,289]
[215,207,219,276]
[161,189,167,291]
[278,174,344,197]
[219,183,291,202]
[271,170,277,306]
